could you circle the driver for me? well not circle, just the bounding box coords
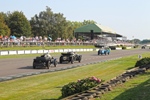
[42,52,52,58]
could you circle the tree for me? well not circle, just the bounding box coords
[30,6,67,40]
[30,6,99,41]
[0,13,10,36]
[64,21,80,40]
[133,39,141,44]
[30,7,55,38]
[140,39,150,44]
[82,20,97,25]
[8,11,31,37]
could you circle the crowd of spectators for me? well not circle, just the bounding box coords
[0,35,96,47]
[0,35,133,47]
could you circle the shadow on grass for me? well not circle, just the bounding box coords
[126,66,135,70]
[42,96,63,100]
[42,99,60,100]
[112,72,150,100]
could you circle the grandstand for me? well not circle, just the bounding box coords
[74,23,132,47]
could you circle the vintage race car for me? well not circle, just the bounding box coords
[98,48,110,55]
[59,52,82,64]
[141,45,146,49]
[33,53,57,69]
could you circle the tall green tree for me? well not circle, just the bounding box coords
[0,13,10,36]
[64,21,81,40]
[0,12,10,25]
[140,39,150,44]
[82,20,97,25]
[30,6,68,40]
[8,11,31,37]
[30,6,98,41]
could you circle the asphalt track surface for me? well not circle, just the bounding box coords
[0,49,149,80]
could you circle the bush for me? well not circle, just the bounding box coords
[134,57,150,67]
[122,46,126,49]
[61,76,103,97]
[133,45,139,48]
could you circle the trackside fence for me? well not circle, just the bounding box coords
[0,47,132,56]
[0,48,96,56]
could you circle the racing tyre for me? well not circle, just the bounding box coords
[71,58,74,64]
[78,56,81,63]
[46,61,50,69]
[33,62,36,69]
[33,65,36,69]
[78,59,81,63]
[59,59,62,64]
[54,60,57,67]
[59,57,62,64]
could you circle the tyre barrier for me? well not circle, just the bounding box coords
[62,64,150,100]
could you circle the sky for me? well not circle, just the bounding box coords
[0,0,150,40]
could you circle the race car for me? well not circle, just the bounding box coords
[33,53,57,69]
[59,52,82,64]
[141,45,146,49]
[98,47,110,55]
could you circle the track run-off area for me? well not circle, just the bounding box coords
[0,49,149,81]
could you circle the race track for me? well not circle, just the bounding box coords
[0,49,149,80]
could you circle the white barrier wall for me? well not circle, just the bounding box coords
[0,47,132,56]
[24,50,31,54]
[43,50,49,53]
[1,51,9,55]
[18,50,24,54]
[9,51,17,55]
[126,47,132,49]
[0,48,95,56]
[116,47,122,50]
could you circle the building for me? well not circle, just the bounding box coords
[74,23,122,41]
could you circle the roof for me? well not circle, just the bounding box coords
[74,24,102,33]
[96,24,116,34]
[74,23,122,37]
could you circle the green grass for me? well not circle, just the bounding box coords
[0,45,95,50]
[0,53,150,100]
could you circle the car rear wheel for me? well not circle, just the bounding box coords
[33,62,36,69]
[71,58,74,64]
[33,65,36,69]
[46,61,50,69]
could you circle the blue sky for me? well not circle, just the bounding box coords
[0,0,150,40]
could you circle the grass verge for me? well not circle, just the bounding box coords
[0,53,150,100]
[0,45,95,50]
